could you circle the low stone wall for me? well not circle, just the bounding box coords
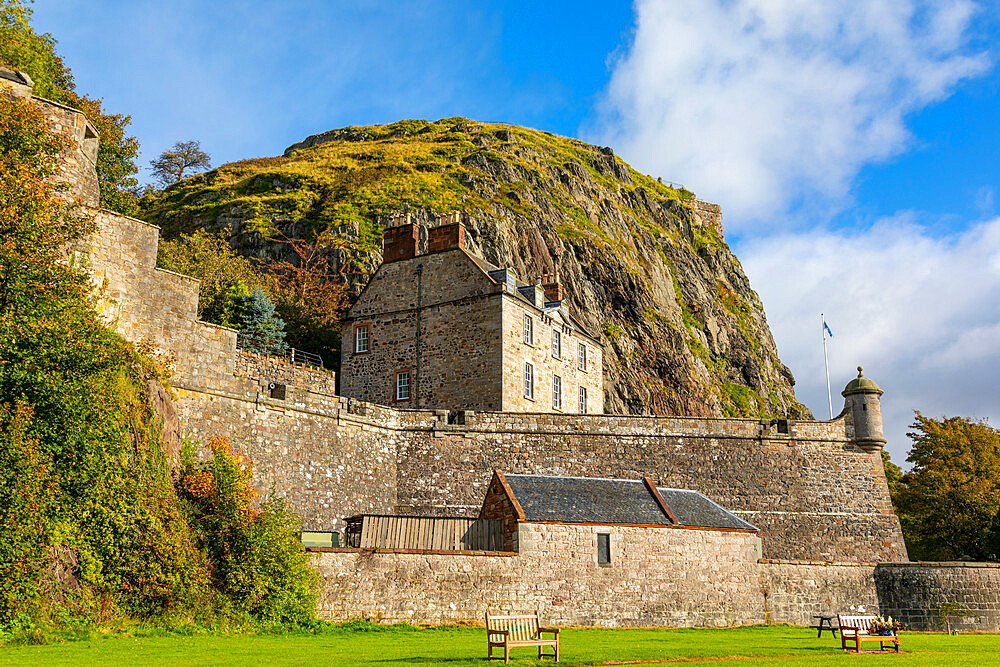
[875,562,1000,632]
[758,560,879,625]
[313,522,762,627]
[235,350,336,394]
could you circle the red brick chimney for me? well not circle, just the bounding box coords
[382,212,419,263]
[540,271,562,302]
[427,212,466,254]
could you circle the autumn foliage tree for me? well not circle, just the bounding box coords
[269,231,350,364]
[891,412,1000,561]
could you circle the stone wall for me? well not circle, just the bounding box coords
[313,522,761,627]
[76,209,238,389]
[394,411,907,563]
[759,560,880,626]
[500,295,603,413]
[875,562,1000,632]
[235,351,336,394]
[173,388,403,531]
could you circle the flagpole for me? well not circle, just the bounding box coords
[822,313,833,419]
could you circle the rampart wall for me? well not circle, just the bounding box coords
[875,562,1000,632]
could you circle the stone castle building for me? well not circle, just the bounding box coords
[9,65,1000,632]
[340,212,603,413]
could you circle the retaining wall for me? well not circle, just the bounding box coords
[875,562,1000,632]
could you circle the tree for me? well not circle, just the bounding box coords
[268,231,350,365]
[156,229,272,324]
[891,412,1000,561]
[1,0,141,216]
[234,287,287,354]
[149,140,211,187]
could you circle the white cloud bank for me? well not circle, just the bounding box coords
[594,0,988,225]
[740,217,1000,463]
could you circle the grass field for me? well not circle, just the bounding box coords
[3,624,998,666]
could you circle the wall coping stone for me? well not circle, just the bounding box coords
[760,559,880,567]
[876,561,1000,569]
[306,547,518,557]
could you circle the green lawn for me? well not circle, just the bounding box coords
[3,625,998,666]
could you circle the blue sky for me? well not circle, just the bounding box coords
[31,0,1000,462]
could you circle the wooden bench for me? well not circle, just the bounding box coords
[486,612,560,663]
[838,615,900,653]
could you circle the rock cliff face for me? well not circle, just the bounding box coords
[141,118,808,418]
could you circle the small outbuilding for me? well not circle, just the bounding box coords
[480,472,758,554]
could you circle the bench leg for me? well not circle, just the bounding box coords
[504,643,509,664]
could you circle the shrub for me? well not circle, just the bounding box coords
[181,438,317,626]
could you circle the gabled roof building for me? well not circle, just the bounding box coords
[340,213,603,412]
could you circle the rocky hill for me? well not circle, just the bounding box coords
[140,118,808,418]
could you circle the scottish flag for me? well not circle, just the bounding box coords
[823,321,833,338]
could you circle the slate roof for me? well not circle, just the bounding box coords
[501,473,757,532]
[462,250,599,342]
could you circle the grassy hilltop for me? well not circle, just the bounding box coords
[143,117,808,419]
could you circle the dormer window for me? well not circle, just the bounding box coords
[524,314,533,345]
[578,343,587,371]
[552,329,561,358]
[355,325,369,353]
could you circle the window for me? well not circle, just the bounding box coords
[355,325,369,353]
[578,343,587,371]
[524,362,534,399]
[396,371,410,401]
[523,314,533,344]
[552,329,561,358]
[597,533,611,564]
[579,387,587,414]
[552,375,562,410]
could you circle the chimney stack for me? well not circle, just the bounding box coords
[540,271,563,302]
[382,212,419,263]
[427,211,466,254]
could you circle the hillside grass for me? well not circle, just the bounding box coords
[2,624,997,666]
[140,117,691,246]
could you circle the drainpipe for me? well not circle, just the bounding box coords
[415,263,423,408]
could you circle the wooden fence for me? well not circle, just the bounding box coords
[344,515,503,551]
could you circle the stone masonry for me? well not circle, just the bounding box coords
[875,562,1000,632]
[314,522,761,627]
[340,213,603,413]
[20,69,1000,631]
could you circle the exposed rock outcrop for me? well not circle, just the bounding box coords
[141,118,808,418]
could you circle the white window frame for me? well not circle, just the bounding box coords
[553,374,562,410]
[524,314,533,345]
[355,325,369,353]
[579,386,587,414]
[578,342,587,371]
[524,362,534,399]
[396,371,410,401]
[552,329,561,359]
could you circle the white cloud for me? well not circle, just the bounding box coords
[739,217,1000,464]
[592,0,989,226]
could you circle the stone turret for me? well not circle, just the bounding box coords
[842,366,886,452]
